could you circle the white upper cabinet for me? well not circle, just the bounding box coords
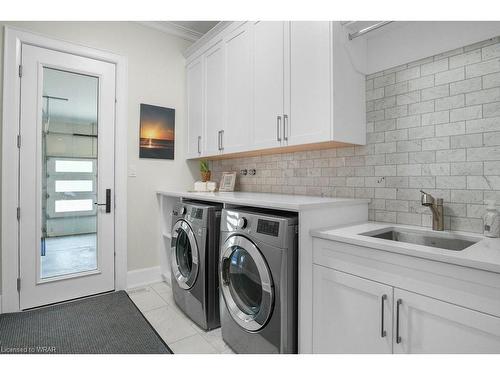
[252,21,285,149]
[184,21,366,159]
[288,21,332,146]
[186,57,203,158]
[223,22,253,154]
[204,41,225,156]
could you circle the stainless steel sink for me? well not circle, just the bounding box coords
[360,228,479,251]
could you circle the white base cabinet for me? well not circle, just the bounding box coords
[394,288,500,354]
[313,266,393,353]
[311,239,500,354]
[184,21,366,159]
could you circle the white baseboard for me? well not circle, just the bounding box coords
[126,266,162,289]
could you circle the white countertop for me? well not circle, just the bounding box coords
[156,190,369,211]
[311,222,500,273]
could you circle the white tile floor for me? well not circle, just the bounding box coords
[127,281,235,354]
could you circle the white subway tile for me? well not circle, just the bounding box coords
[467,146,500,161]
[374,73,396,88]
[397,139,423,152]
[408,126,435,139]
[409,151,436,163]
[450,190,484,204]
[421,84,450,101]
[483,131,500,146]
[422,110,450,125]
[374,119,396,132]
[408,75,435,91]
[396,91,420,105]
[484,161,500,174]
[482,43,500,60]
[450,133,484,149]
[466,58,500,78]
[397,115,421,129]
[436,149,466,162]
[482,72,500,89]
[466,117,500,133]
[449,49,482,68]
[449,77,482,95]
[422,136,450,151]
[435,121,465,136]
[397,164,422,176]
[437,176,466,189]
[385,129,408,142]
[466,87,500,105]
[435,95,465,111]
[396,66,421,82]
[450,162,483,176]
[384,81,409,96]
[483,102,500,118]
[421,58,449,76]
[397,212,422,226]
[450,105,482,122]
[409,100,435,115]
[422,163,450,176]
[409,176,436,188]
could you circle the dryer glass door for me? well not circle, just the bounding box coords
[171,220,199,290]
[220,235,274,331]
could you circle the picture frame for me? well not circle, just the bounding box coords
[139,103,175,160]
[219,172,237,192]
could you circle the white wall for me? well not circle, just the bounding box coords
[0,21,199,293]
[366,21,500,74]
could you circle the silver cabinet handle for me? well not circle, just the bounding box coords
[381,294,387,338]
[277,115,282,142]
[283,114,288,141]
[396,298,402,344]
[220,129,224,151]
[217,130,221,151]
[197,135,201,154]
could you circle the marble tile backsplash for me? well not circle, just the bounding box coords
[211,36,500,233]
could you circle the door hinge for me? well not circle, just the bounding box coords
[17,207,20,220]
[18,65,23,78]
[17,277,21,292]
[17,134,21,148]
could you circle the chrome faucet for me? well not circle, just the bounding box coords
[420,190,444,231]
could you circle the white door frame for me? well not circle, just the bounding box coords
[1,26,128,313]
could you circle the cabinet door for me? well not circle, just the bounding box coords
[288,21,331,146]
[204,41,225,156]
[252,21,284,149]
[312,266,393,353]
[223,22,253,154]
[394,289,500,354]
[186,57,203,158]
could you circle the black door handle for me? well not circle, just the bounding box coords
[94,188,111,213]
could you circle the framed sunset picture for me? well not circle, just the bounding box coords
[139,104,175,159]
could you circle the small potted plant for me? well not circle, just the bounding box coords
[200,160,211,182]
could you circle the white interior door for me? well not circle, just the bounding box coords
[312,266,393,353]
[19,44,116,309]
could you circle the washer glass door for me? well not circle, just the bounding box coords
[220,235,274,331]
[171,220,199,289]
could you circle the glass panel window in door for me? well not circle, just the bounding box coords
[228,246,263,316]
[41,67,99,279]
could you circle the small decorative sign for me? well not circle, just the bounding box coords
[139,104,175,159]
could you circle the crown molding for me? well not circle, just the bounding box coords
[137,21,204,42]
[183,21,233,58]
